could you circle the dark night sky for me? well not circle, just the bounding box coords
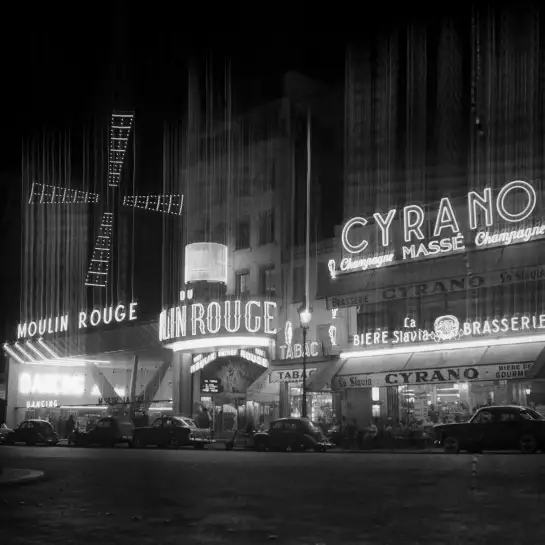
[0,2,484,345]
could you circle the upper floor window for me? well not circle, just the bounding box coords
[259,209,275,245]
[235,270,250,296]
[260,265,276,299]
[235,217,251,250]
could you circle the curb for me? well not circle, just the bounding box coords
[0,469,45,487]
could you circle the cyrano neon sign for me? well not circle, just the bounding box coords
[332,180,543,276]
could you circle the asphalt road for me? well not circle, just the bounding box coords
[1,445,544,545]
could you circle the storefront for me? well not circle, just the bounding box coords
[3,306,175,430]
[333,313,545,425]
[321,178,545,427]
[246,318,344,426]
[158,292,278,438]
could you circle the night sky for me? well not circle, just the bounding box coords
[0,2,482,348]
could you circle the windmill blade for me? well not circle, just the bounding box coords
[29,182,99,204]
[122,194,184,215]
[85,212,114,288]
[108,112,134,188]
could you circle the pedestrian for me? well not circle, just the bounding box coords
[66,415,75,441]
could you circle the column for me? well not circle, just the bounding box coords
[172,352,192,416]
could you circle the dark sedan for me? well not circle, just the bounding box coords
[435,405,545,454]
[253,417,335,452]
[3,420,59,446]
[132,416,214,449]
[72,417,134,448]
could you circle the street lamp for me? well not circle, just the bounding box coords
[299,307,312,418]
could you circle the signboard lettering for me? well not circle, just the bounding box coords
[270,368,317,383]
[330,180,543,277]
[334,363,534,389]
[159,297,277,342]
[26,400,58,409]
[17,302,138,340]
[352,313,545,348]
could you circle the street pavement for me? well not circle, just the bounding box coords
[0,445,544,545]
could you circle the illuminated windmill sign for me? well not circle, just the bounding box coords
[28,111,184,289]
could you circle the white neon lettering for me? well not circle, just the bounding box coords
[245,301,262,333]
[207,302,221,334]
[224,300,241,333]
[468,187,493,230]
[28,322,37,337]
[373,209,396,246]
[79,312,87,329]
[129,302,138,321]
[17,323,27,339]
[114,305,126,322]
[191,304,206,335]
[90,309,101,327]
[403,205,425,242]
[264,301,277,334]
[103,307,113,325]
[19,372,84,395]
[433,198,460,236]
[39,320,47,335]
[496,180,536,222]
[341,217,368,254]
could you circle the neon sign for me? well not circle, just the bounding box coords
[332,180,543,277]
[278,321,322,360]
[26,400,58,409]
[190,348,269,374]
[19,372,85,396]
[17,302,138,340]
[159,295,277,343]
[352,313,545,348]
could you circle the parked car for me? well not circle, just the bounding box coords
[253,417,335,452]
[3,420,59,446]
[132,415,214,449]
[72,416,134,448]
[0,424,13,444]
[435,405,545,454]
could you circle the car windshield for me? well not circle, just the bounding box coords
[521,408,543,420]
[173,417,197,429]
[306,421,323,433]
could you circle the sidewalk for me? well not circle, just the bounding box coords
[0,468,45,486]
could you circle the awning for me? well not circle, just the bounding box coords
[333,341,545,388]
[305,358,345,392]
[246,370,280,403]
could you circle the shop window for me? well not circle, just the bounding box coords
[258,209,275,245]
[235,217,251,250]
[235,270,250,296]
[260,265,276,298]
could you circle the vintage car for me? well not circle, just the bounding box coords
[3,420,59,446]
[252,417,335,452]
[435,405,545,454]
[72,416,134,448]
[132,415,214,449]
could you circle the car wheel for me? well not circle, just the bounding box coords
[26,441,36,446]
[314,446,326,453]
[255,440,267,452]
[443,436,460,454]
[519,434,538,454]
[194,443,205,450]
[291,442,304,452]
[225,441,234,451]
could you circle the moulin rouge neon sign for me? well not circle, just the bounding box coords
[16,302,138,340]
[159,290,277,343]
[330,180,545,277]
